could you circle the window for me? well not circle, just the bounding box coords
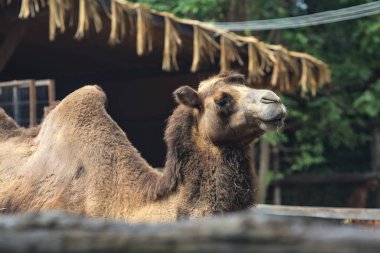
[0,80,55,127]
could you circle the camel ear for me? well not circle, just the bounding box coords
[225,73,245,84]
[173,86,201,108]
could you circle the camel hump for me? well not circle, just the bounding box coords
[43,100,60,119]
[36,84,117,149]
[65,85,106,110]
[42,85,107,125]
[0,107,20,140]
[59,85,107,111]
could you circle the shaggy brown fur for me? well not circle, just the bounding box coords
[347,179,379,208]
[0,73,286,222]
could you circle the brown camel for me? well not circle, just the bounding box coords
[347,179,379,208]
[0,72,286,222]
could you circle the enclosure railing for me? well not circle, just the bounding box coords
[0,79,55,127]
[256,204,380,221]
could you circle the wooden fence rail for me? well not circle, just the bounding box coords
[0,208,380,253]
[272,171,380,186]
[256,204,380,220]
[0,79,55,127]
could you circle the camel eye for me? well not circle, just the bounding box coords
[215,97,228,107]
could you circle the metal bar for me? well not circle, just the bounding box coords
[255,204,380,220]
[28,80,36,127]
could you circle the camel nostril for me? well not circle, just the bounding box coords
[260,96,280,104]
[260,92,281,104]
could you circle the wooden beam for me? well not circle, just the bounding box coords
[0,22,26,73]
[0,211,380,253]
[256,204,380,221]
[272,172,380,186]
[47,79,56,105]
[12,86,20,123]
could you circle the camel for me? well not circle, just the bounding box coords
[0,72,286,223]
[347,179,379,208]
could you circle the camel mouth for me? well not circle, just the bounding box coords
[259,119,284,131]
[259,114,286,132]
[261,116,284,124]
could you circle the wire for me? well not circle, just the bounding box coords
[210,1,380,31]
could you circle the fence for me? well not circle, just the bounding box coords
[0,205,379,253]
[0,79,55,127]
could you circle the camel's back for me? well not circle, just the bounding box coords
[0,109,39,210]
[0,86,158,218]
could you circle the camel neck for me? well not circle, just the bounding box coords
[156,106,256,216]
[179,143,255,215]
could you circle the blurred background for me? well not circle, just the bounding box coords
[1,0,380,208]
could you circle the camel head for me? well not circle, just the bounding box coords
[173,72,287,145]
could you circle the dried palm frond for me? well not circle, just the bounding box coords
[162,15,182,71]
[220,34,244,72]
[269,46,299,91]
[136,4,152,55]
[247,38,275,84]
[109,0,125,45]
[48,0,71,41]
[74,0,103,40]
[290,52,331,96]
[109,1,153,55]
[191,25,219,72]
[108,0,135,45]
[6,0,331,95]
[19,0,47,18]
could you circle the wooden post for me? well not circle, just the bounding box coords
[258,139,270,203]
[272,172,380,186]
[250,142,257,199]
[47,80,56,105]
[256,204,380,220]
[371,121,380,207]
[12,86,20,124]
[272,146,281,205]
[28,80,36,127]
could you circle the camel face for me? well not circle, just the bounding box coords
[174,72,286,144]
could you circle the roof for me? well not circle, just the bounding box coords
[3,0,331,95]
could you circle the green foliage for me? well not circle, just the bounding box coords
[353,80,380,118]
[259,0,380,175]
[131,0,230,21]
[263,131,288,145]
[266,170,285,183]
